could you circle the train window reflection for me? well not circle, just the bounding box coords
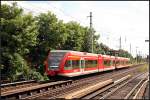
[116,60,120,66]
[48,52,66,69]
[103,60,112,67]
[85,60,97,68]
[72,60,80,69]
[113,60,115,66]
[49,56,62,66]
[65,60,72,70]
[65,60,80,70]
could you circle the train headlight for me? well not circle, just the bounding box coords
[48,66,58,70]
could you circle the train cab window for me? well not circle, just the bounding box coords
[64,60,72,70]
[85,60,97,68]
[48,52,66,70]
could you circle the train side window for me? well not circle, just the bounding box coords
[72,60,80,69]
[110,60,113,66]
[122,61,124,65]
[85,60,97,68]
[127,61,129,64]
[116,60,120,66]
[103,60,111,67]
[121,61,123,65]
[124,61,126,65]
[64,60,72,70]
[120,61,122,65]
[113,60,115,66]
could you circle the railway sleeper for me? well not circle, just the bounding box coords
[82,74,131,99]
[1,80,72,99]
[99,72,148,99]
[133,78,149,99]
[64,79,113,99]
[124,75,149,99]
[19,80,72,99]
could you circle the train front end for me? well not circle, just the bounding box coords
[45,50,66,76]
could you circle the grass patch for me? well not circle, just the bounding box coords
[138,63,149,72]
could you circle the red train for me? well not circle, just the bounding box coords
[44,50,130,77]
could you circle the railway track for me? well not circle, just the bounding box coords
[143,81,149,99]
[81,72,148,99]
[1,80,38,93]
[1,63,147,99]
[1,80,72,99]
[33,64,146,99]
[124,75,149,99]
[1,78,59,93]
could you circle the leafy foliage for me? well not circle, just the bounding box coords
[1,2,138,82]
[62,21,84,51]
[1,3,40,81]
[8,53,29,81]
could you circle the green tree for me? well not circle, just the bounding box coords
[118,49,133,58]
[96,43,110,54]
[8,53,30,81]
[28,12,68,70]
[81,27,91,52]
[81,27,100,53]
[62,21,84,51]
[1,3,38,81]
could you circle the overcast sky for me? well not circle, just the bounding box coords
[2,1,149,57]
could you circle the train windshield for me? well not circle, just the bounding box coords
[48,52,66,70]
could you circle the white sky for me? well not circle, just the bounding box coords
[2,1,149,57]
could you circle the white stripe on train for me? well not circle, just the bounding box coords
[58,67,115,77]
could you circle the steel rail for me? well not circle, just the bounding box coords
[41,64,145,99]
[124,76,149,99]
[1,80,72,99]
[1,63,145,99]
[82,75,131,99]
[1,80,36,87]
[99,72,148,99]
[133,78,149,99]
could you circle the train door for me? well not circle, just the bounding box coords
[80,57,85,73]
[98,55,103,72]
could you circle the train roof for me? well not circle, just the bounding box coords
[50,50,130,60]
[51,50,73,53]
[102,55,111,57]
[116,56,130,61]
[50,50,98,56]
[110,56,115,59]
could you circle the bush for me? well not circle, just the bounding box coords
[8,53,30,82]
[7,53,48,82]
[28,69,49,81]
[29,69,43,81]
